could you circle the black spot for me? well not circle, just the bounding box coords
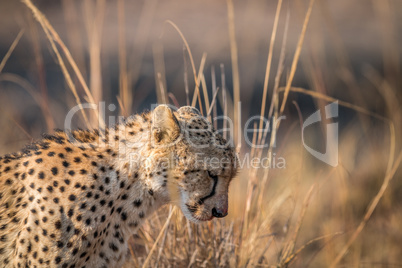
[53,198,59,204]
[55,256,62,264]
[86,192,93,198]
[28,168,34,175]
[68,209,74,218]
[62,161,69,168]
[80,169,87,175]
[109,243,118,252]
[133,199,142,207]
[51,167,58,175]
[121,194,128,200]
[65,147,73,152]
[100,200,106,206]
[47,186,53,192]
[74,157,81,163]
[85,219,91,226]
[68,170,75,176]
[68,195,76,201]
[55,221,62,229]
[64,179,70,185]
[121,212,127,221]
[148,189,154,196]
[57,241,63,248]
[104,177,110,184]
[35,158,43,164]
[47,152,55,157]
[76,215,82,221]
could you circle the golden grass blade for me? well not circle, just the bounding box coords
[226,0,240,146]
[157,72,167,104]
[282,231,343,266]
[279,0,315,114]
[191,52,207,114]
[127,0,157,99]
[0,73,49,127]
[183,46,190,106]
[164,20,199,106]
[0,109,32,140]
[0,29,24,74]
[84,0,105,126]
[258,0,282,144]
[142,207,176,267]
[29,19,55,132]
[280,184,315,265]
[22,0,95,127]
[153,43,168,104]
[278,86,388,121]
[116,96,127,117]
[211,66,218,129]
[207,87,221,118]
[330,152,402,268]
[201,74,210,118]
[117,0,130,116]
[168,92,180,108]
[255,9,290,213]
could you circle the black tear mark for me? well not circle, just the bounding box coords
[198,172,218,205]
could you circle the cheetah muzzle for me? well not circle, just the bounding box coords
[0,105,238,267]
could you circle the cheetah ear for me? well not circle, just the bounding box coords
[152,105,181,144]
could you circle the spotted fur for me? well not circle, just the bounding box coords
[0,105,237,267]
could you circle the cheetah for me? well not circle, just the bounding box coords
[0,105,237,267]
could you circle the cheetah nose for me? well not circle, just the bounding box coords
[212,207,228,218]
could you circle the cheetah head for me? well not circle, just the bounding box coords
[151,105,238,222]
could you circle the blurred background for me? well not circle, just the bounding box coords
[0,0,401,267]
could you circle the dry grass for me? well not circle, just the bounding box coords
[1,0,401,267]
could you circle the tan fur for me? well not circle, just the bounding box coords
[0,105,237,267]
